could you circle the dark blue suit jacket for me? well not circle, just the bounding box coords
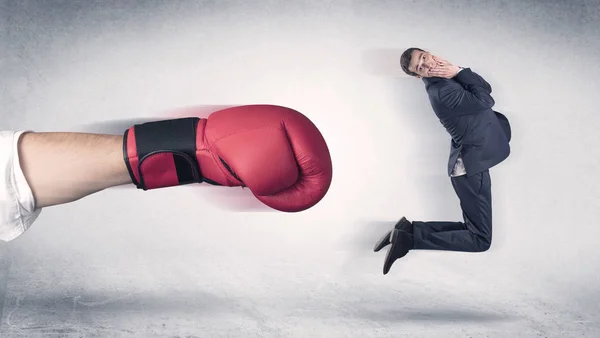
[422,68,511,177]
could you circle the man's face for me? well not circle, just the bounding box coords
[408,50,438,78]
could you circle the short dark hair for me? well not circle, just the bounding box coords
[400,47,424,76]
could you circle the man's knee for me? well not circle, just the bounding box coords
[474,234,492,252]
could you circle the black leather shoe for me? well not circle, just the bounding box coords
[373,217,412,252]
[382,229,414,275]
[373,230,391,252]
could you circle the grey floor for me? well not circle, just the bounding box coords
[1,0,600,337]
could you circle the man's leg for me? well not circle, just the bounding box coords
[412,170,492,252]
[379,170,493,274]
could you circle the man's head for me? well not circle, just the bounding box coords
[400,47,438,78]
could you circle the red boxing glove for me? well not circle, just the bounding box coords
[123,105,332,212]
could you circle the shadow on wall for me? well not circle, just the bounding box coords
[72,105,235,134]
[360,48,414,79]
[362,48,460,221]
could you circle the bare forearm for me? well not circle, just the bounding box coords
[17,132,132,208]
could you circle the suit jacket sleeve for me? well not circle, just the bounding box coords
[436,68,495,114]
[455,68,492,93]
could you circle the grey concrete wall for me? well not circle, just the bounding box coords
[0,0,599,337]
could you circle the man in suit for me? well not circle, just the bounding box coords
[374,47,512,275]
